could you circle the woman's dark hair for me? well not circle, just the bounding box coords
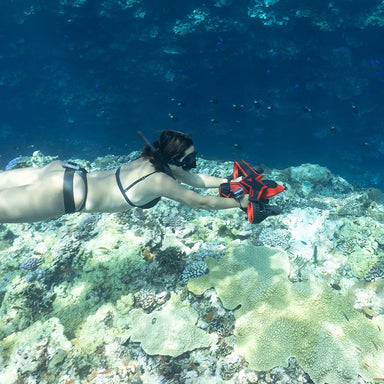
[141,130,194,171]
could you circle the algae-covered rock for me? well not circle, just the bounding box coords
[187,240,384,384]
[83,218,144,288]
[289,164,332,184]
[367,202,384,223]
[50,223,143,338]
[128,294,217,357]
[73,295,133,354]
[348,248,379,278]
[0,317,72,384]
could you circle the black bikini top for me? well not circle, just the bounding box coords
[115,164,173,209]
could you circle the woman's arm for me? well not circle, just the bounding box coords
[171,167,228,188]
[156,173,248,210]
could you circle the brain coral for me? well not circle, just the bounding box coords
[187,241,384,384]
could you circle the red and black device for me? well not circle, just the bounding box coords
[219,159,285,224]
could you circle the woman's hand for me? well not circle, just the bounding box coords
[238,194,249,209]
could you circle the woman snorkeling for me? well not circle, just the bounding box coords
[0,130,249,223]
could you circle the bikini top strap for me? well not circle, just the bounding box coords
[115,167,158,192]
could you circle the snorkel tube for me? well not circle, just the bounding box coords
[138,131,157,153]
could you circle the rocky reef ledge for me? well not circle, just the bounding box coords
[1,152,384,384]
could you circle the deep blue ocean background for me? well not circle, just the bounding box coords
[1,1,384,190]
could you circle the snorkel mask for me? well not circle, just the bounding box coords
[168,151,197,171]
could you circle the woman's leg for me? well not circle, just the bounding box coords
[0,172,65,223]
[0,161,87,223]
[0,160,63,189]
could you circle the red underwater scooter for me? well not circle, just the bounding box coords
[219,159,285,224]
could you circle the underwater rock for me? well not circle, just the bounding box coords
[91,153,137,171]
[289,163,332,185]
[367,201,384,223]
[0,317,72,383]
[0,275,55,339]
[72,299,132,355]
[7,151,59,170]
[75,214,101,239]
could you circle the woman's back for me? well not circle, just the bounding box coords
[85,157,164,213]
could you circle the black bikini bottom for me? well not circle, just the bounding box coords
[62,161,88,213]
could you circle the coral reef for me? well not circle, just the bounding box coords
[19,257,40,271]
[188,241,384,384]
[0,318,72,382]
[1,155,384,383]
[182,261,208,283]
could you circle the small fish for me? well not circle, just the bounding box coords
[232,104,243,111]
[372,340,379,351]
[134,208,145,219]
[330,125,338,134]
[98,369,114,374]
[330,283,341,290]
[313,245,318,264]
[170,98,185,107]
[5,156,22,171]
[362,306,378,318]
[168,112,178,121]
[98,246,111,252]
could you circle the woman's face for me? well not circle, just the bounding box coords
[182,145,195,158]
[180,146,197,171]
[169,145,197,171]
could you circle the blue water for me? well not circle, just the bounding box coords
[1,1,384,189]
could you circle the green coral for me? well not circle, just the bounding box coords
[187,241,384,384]
[128,294,217,357]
